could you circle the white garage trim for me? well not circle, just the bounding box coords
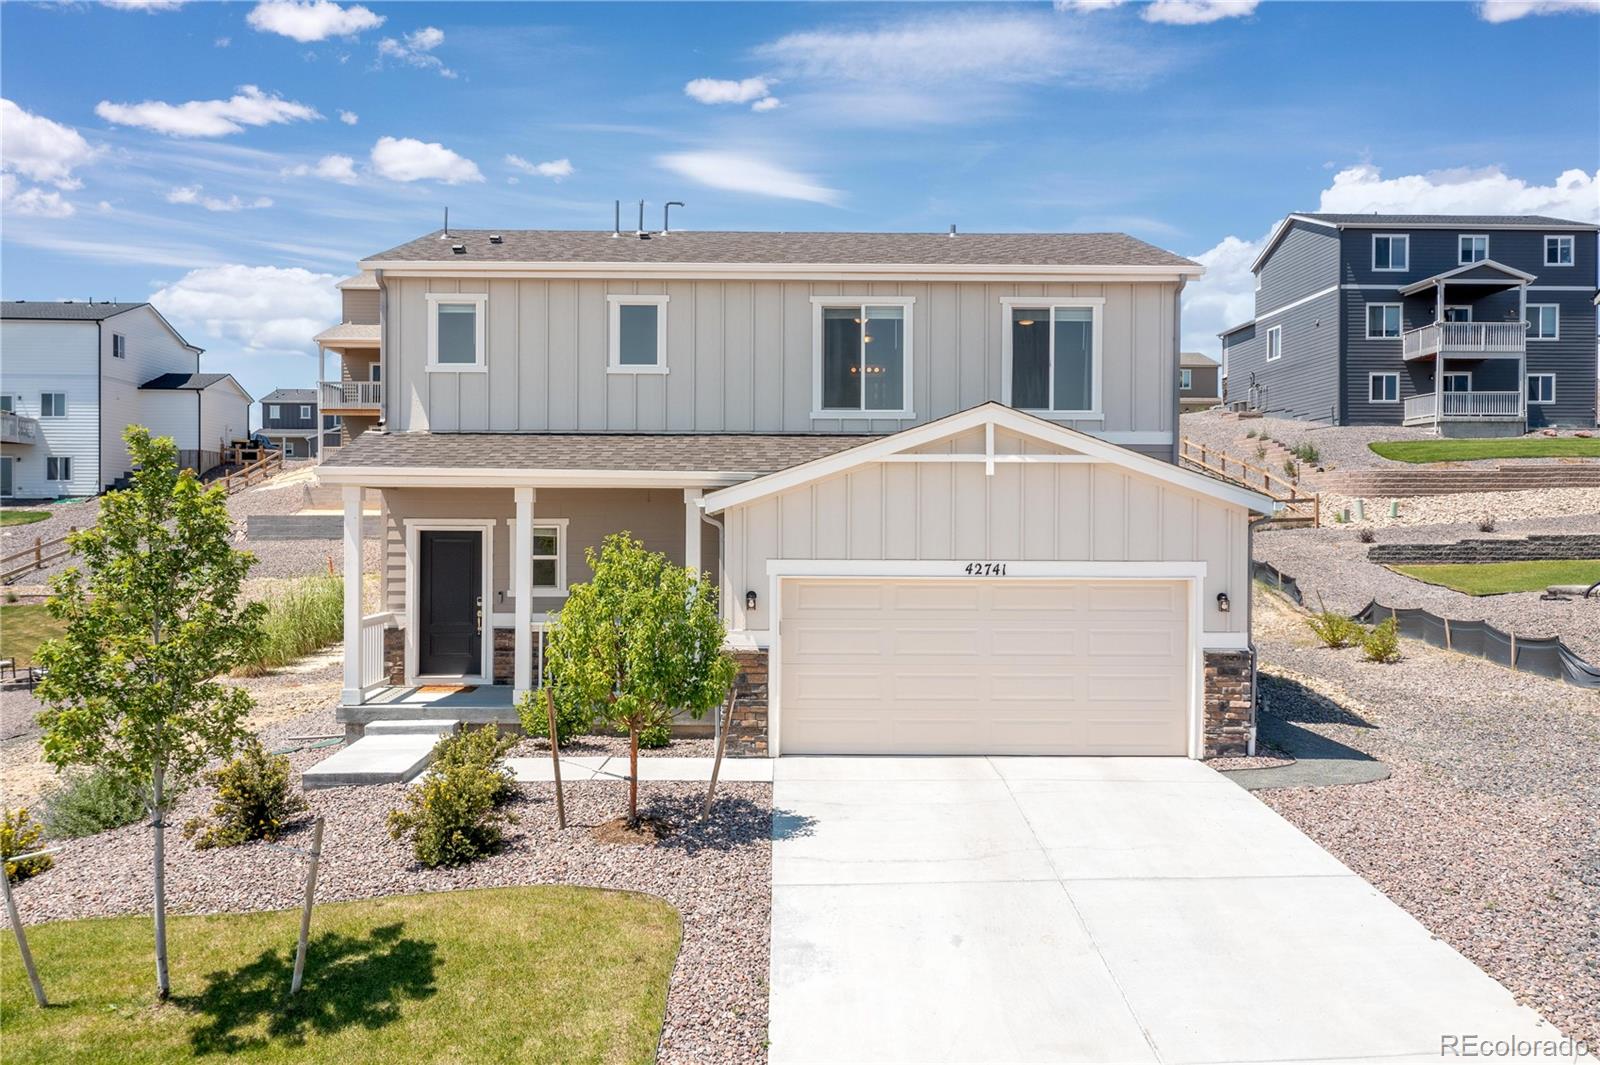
[764,559,1207,760]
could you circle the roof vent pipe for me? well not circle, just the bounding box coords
[662,201,684,235]
[612,200,620,238]
[443,206,450,238]
[637,199,645,238]
[949,223,957,237]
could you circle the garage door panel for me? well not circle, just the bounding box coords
[780,578,1190,757]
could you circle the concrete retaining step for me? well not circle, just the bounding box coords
[362,719,460,737]
[1324,463,1600,497]
[301,721,459,790]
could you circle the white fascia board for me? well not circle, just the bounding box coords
[1397,258,1538,295]
[1248,214,1341,274]
[357,260,1204,283]
[314,465,754,489]
[1321,220,1598,231]
[703,402,1274,515]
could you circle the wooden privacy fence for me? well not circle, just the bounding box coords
[1178,437,1320,526]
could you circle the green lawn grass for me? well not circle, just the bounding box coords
[1368,438,1600,463]
[0,603,66,665]
[1389,558,1600,596]
[1,885,680,1065]
[0,510,51,527]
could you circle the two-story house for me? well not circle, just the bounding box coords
[1,300,251,498]
[1179,351,1222,411]
[259,388,322,458]
[314,271,383,455]
[316,228,1274,760]
[1220,214,1599,435]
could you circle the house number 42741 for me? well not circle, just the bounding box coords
[963,562,1008,577]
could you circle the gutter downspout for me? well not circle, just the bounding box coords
[374,269,388,428]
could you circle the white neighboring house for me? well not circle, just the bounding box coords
[0,300,251,499]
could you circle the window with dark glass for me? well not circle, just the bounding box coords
[820,305,906,412]
[1010,306,1095,412]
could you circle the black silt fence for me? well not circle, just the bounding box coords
[1354,601,1600,690]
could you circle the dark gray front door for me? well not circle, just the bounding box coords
[419,530,481,676]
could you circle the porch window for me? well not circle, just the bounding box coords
[1458,235,1488,264]
[1525,304,1559,341]
[812,298,913,416]
[1006,302,1101,414]
[1372,234,1409,272]
[1442,372,1472,393]
[1443,306,1472,323]
[1527,374,1555,405]
[426,292,487,370]
[46,456,72,480]
[511,518,569,595]
[1368,373,1398,403]
[607,295,669,373]
[1365,304,1402,338]
[39,392,66,418]
[0,395,11,413]
[1265,325,1282,362]
[1544,235,1574,266]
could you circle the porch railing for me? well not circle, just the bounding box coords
[0,411,40,445]
[359,612,390,689]
[1403,393,1436,423]
[1404,391,1524,425]
[1403,321,1526,360]
[320,380,383,410]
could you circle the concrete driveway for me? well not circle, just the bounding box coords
[769,756,1562,1064]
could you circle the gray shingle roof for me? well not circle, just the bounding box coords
[364,229,1197,269]
[1299,213,1597,229]
[141,372,234,391]
[261,388,316,403]
[323,431,873,473]
[313,322,380,344]
[3,300,148,320]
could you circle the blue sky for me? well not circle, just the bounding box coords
[2,0,1597,408]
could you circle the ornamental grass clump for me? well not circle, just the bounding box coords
[1362,617,1402,663]
[183,740,307,850]
[43,768,149,838]
[388,728,517,868]
[1,807,52,883]
[235,575,343,676]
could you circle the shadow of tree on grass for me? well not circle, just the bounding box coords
[179,922,438,1055]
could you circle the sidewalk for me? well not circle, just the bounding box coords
[505,754,775,783]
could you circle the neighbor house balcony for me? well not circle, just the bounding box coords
[1401,322,1525,362]
[0,411,40,446]
[1402,390,1524,426]
[320,379,383,414]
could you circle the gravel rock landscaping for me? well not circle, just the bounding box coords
[1319,487,1600,528]
[1252,587,1600,1045]
[1255,515,1600,662]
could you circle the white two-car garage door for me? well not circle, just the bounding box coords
[778,578,1192,756]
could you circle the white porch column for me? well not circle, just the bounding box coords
[341,485,364,705]
[683,489,703,576]
[513,486,535,698]
[1518,283,1528,417]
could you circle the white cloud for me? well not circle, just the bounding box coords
[338,109,359,125]
[215,36,231,47]
[1,98,98,189]
[1,173,75,218]
[658,151,840,206]
[151,264,340,354]
[1180,164,1600,358]
[505,154,574,180]
[282,153,359,183]
[166,184,273,212]
[1142,0,1258,24]
[376,26,456,77]
[750,96,783,113]
[1053,0,1128,10]
[685,77,774,104]
[1478,0,1600,21]
[95,85,321,137]
[246,0,384,43]
[370,136,483,184]
[102,0,186,10]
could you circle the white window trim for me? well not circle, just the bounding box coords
[1265,325,1282,362]
[1544,234,1575,266]
[1368,372,1399,404]
[1372,233,1410,272]
[425,291,489,372]
[39,392,67,418]
[402,517,495,684]
[1441,371,1473,392]
[507,517,571,595]
[1457,234,1489,264]
[299,405,312,419]
[112,333,126,359]
[810,295,917,420]
[1525,304,1560,341]
[1179,368,1193,391]
[1443,305,1472,322]
[369,361,382,382]
[998,296,1106,419]
[605,294,670,374]
[267,404,280,420]
[46,456,73,480]
[1527,373,1556,405]
[1365,303,1402,339]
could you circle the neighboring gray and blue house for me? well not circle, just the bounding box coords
[1220,214,1598,435]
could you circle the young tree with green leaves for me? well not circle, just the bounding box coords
[35,427,264,999]
[541,532,734,824]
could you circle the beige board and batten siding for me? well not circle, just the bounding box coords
[720,427,1248,637]
[383,277,1178,443]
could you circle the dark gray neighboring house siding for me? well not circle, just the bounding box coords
[1524,289,1598,427]
[1256,220,1338,311]
[1224,289,1341,421]
[1337,227,1595,287]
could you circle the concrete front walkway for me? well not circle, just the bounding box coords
[506,755,774,783]
[769,756,1561,1064]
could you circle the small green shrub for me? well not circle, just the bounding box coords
[1306,600,1362,649]
[1291,441,1321,465]
[1254,443,1268,461]
[43,769,148,838]
[1362,617,1401,663]
[388,729,517,867]
[1282,458,1300,480]
[516,687,593,746]
[1357,527,1377,544]
[234,575,343,676]
[1478,514,1496,533]
[638,722,672,749]
[183,740,308,850]
[1,807,52,883]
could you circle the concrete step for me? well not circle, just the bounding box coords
[301,728,455,790]
[363,719,460,737]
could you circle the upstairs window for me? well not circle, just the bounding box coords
[1366,304,1403,338]
[299,405,312,420]
[266,404,280,420]
[39,392,67,418]
[1265,325,1283,361]
[112,333,126,359]
[1458,235,1488,264]
[1525,304,1559,340]
[607,295,669,373]
[1544,235,1575,266]
[1372,234,1409,271]
[812,298,914,416]
[1003,300,1102,415]
[426,292,487,370]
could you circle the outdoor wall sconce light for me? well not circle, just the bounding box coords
[1216,592,1232,613]
[745,590,759,612]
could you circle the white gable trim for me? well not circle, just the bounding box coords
[1397,258,1536,296]
[702,402,1276,514]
